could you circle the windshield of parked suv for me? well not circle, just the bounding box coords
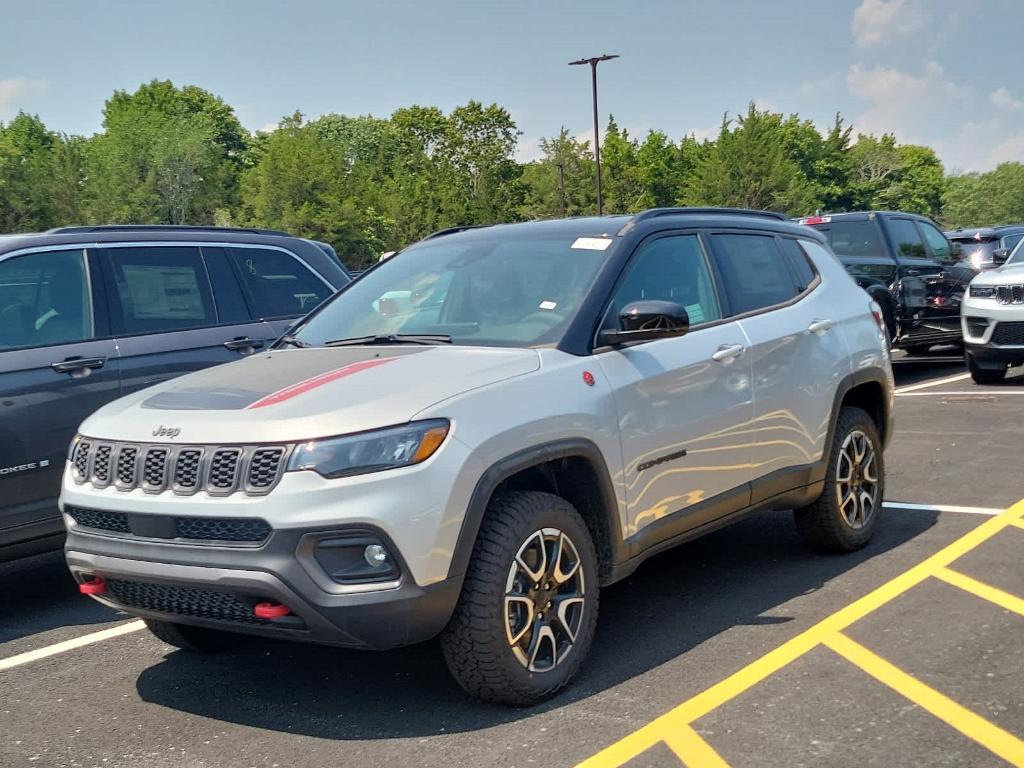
[1001,232,1024,251]
[812,220,885,259]
[293,232,611,348]
[1007,237,1024,265]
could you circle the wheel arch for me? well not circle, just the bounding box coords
[448,439,625,585]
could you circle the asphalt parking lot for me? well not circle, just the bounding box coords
[2,351,1023,768]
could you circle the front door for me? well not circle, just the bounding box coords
[595,233,754,545]
[0,248,120,535]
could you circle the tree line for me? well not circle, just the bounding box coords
[1,80,1021,269]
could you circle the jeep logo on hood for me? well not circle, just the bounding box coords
[152,425,181,439]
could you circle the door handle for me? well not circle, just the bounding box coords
[223,337,265,353]
[711,344,745,363]
[807,319,832,335]
[51,356,106,374]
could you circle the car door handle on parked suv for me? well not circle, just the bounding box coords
[51,356,106,374]
[223,337,265,353]
[711,344,745,363]
[807,319,832,335]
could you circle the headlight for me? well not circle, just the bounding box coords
[969,285,996,298]
[287,419,450,479]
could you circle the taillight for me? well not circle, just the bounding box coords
[869,301,885,333]
[799,215,831,226]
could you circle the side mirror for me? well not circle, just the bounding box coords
[599,300,689,346]
[993,248,1010,265]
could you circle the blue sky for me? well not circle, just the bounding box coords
[3,0,1023,172]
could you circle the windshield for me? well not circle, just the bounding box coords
[1001,232,1024,251]
[950,236,998,266]
[293,232,612,348]
[812,220,885,259]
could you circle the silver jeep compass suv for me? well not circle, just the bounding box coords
[61,209,893,705]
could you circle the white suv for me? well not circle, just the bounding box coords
[962,242,1024,383]
[61,209,893,705]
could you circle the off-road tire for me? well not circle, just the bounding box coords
[144,619,241,652]
[967,353,1007,385]
[440,491,599,706]
[794,407,884,553]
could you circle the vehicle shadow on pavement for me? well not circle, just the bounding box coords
[134,506,938,737]
[0,551,121,645]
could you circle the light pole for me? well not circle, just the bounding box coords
[568,54,618,215]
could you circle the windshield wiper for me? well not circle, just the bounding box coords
[278,334,314,349]
[323,334,453,347]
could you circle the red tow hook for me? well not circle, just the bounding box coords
[253,602,291,619]
[79,575,107,595]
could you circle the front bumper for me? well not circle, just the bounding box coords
[961,297,1024,366]
[66,528,462,649]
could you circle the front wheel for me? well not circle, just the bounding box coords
[440,491,599,706]
[145,619,242,652]
[967,353,1007,385]
[794,407,884,553]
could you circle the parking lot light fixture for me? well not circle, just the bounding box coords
[568,54,619,215]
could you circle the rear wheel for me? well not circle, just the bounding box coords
[967,353,1007,385]
[144,619,242,652]
[440,490,599,706]
[795,407,884,552]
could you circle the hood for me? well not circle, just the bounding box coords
[81,346,540,443]
[973,262,1024,285]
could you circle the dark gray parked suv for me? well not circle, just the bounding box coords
[0,225,349,560]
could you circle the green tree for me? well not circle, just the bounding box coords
[685,104,817,215]
[519,128,595,219]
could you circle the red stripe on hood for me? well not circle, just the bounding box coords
[246,358,396,409]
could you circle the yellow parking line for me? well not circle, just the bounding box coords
[577,498,1024,768]
[1010,519,1024,531]
[662,725,730,768]
[823,633,1024,766]
[934,568,1024,617]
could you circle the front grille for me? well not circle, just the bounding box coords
[93,445,112,484]
[116,447,138,485]
[73,441,90,479]
[73,441,288,496]
[991,322,1024,345]
[248,448,284,490]
[209,449,241,491]
[174,517,271,543]
[995,285,1024,305]
[105,578,271,625]
[143,448,169,490]
[174,449,202,490]
[66,506,130,534]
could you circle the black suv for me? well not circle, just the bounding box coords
[946,225,1024,271]
[800,212,974,354]
[0,225,350,560]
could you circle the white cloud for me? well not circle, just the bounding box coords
[847,61,965,142]
[515,135,544,163]
[257,121,280,134]
[852,0,925,47]
[990,87,1023,112]
[0,78,50,122]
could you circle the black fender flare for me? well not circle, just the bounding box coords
[813,368,893,486]
[446,438,625,580]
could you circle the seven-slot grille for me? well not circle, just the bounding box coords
[995,285,1024,305]
[72,442,287,496]
[991,322,1024,346]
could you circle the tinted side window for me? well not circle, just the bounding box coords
[816,220,886,259]
[887,219,927,259]
[106,247,216,334]
[229,247,328,319]
[0,249,93,350]
[607,234,720,327]
[917,222,952,262]
[201,246,252,324]
[778,238,817,291]
[711,234,798,315]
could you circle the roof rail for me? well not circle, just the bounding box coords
[631,207,790,223]
[422,225,487,240]
[46,224,293,237]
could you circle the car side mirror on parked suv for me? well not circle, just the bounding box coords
[992,247,1011,265]
[598,300,690,346]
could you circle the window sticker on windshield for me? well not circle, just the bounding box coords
[539,300,557,310]
[571,237,613,251]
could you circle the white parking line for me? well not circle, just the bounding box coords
[0,620,145,672]
[894,372,971,394]
[896,390,1024,397]
[883,502,1004,516]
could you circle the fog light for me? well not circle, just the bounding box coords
[364,544,388,568]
